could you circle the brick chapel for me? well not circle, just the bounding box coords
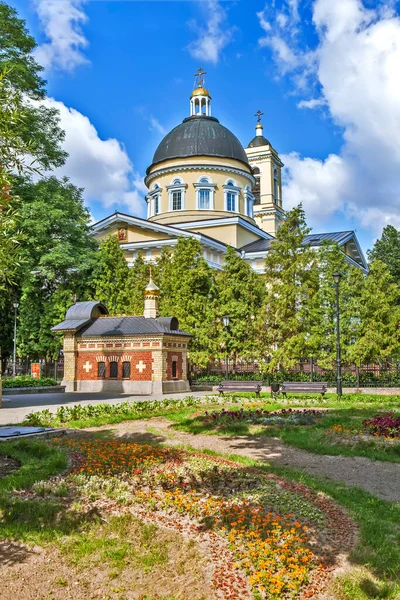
[52,278,191,394]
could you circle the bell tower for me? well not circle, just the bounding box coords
[245,111,285,237]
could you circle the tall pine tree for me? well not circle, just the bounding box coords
[216,246,265,362]
[261,205,319,369]
[157,238,215,365]
[91,234,130,315]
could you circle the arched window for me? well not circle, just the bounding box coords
[122,361,131,379]
[195,177,214,210]
[244,185,254,219]
[224,179,239,213]
[97,362,106,378]
[273,168,279,202]
[172,360,177,378]
[109,361,118,379]
[168,178,185,211]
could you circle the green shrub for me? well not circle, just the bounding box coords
[2,376,57,389]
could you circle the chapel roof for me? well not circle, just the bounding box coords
[76,316,190,337]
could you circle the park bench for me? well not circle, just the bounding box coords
[217,380,262,398]
[280,382,327,398]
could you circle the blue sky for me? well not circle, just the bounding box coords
[10,0,400,254]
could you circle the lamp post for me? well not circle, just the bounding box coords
[12,301,19,377]
[222,315,230,380]
[333,272,342,397]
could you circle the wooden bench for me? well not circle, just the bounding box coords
[281,382,327,398]
[217,380,262,397]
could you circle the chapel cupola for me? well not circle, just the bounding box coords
[190,67,212,117]
[144,272,160,319]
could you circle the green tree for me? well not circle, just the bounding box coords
[125,252,150,316]
[368,225,400,285]
[157,238,215,365]
[216,246,265,363]
[348,260,400,364]
[15,177,97,360]
[0,1,66,170]
[261,205,319,370]
[307,241,364,368]
[91,234,130,314]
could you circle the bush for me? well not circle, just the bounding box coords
[23,395,230,427]
[2,376,58,389]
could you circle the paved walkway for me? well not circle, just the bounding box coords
[85,417,400,503]
[0,391,209,424]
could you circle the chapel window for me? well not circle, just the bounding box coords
[172,360,177,378]
[97,362,106,378]
[153,195,160,215]
[122,361,131,379]
[109,361,118,378]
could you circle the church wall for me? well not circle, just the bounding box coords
[236,227,263,249]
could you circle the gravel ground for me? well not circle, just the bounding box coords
[84,417,400,502]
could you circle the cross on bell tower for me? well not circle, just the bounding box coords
[254,109,265,137]
[255,109,264,124]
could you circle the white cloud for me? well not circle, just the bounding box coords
[188,0,235,64]
[258,0,400,235]
[297,97,326,109]
[40,98,146,217]
[149,117,167,136]
[33,0,89,71]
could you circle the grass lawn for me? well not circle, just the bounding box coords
[170,406,400,463]
[5,393,399,598]
[0,434,398,599]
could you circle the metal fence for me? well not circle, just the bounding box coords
[2,359,64,381]
[190,358,400,388]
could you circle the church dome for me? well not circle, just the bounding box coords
[148,115,249,172]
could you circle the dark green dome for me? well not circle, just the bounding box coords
[148,115,249,172]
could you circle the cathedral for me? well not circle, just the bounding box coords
[92,70,367,274]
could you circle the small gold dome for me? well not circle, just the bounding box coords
[191,86,211,99]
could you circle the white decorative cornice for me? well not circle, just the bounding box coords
[145,163,256,187]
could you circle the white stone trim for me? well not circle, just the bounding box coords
[145,164,255,188]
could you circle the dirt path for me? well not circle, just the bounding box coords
[84,417,400,502]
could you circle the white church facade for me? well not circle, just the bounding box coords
[92,70,367,274]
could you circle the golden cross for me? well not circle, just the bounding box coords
[255,109,264,123]
[194,67,207,87]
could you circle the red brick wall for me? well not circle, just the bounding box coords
[167,352,182,380]
[76,352,153,381]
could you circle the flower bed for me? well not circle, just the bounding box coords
[204,408,323,427]
[330,412,400,440]
[46,438,356,599]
